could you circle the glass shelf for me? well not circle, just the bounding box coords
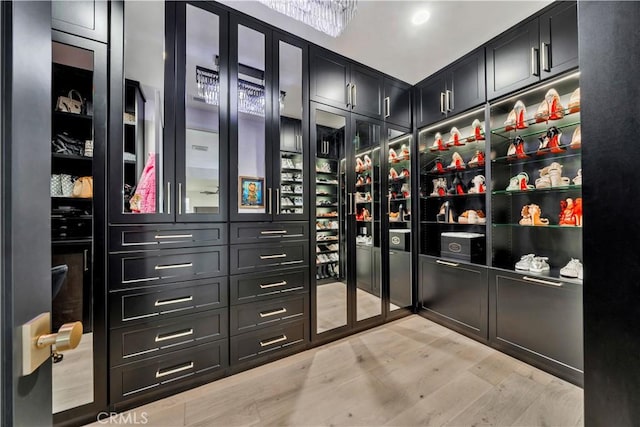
[281,167,303,172]
[493,185,581,195]
[315,170,336,175]
[388,157,411,165]
[421,221,486,225]
[316,228,339,232]
[492,150,581,165]
[492,223,582,229]
[282,179,303,184]
[316,180,339,185]
[422,193,485,200]
[316,204,339,207]
[490,110,580,138]
[491,119,581,140]
[388,176,410,183]
[492,265,583,286]
[421,165,485,177]
[52,153,93,162]
[389,197,411,202]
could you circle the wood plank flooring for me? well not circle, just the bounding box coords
[86,315,583,426]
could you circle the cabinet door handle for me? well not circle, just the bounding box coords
[276,188,281,214]
[83,249,89,272]
[260,334,287,347]
[260,254,287,260]
[260,230,288,235]
[439,92,446,114]
[178,183,183,215]
[352,84,357,107]
[268,188,273,214]
[541,42,550,72]
[384,96,390,118]
[346,83,352,107]
[259,308,287,318]
[259,280,288,289]
[155,328,194,343]
[154,262,193,270]
[325,140,329,154]
[155,296,193,306]
[531,47,539,76]
[155,234,193,239]
[348,192,353,215]
[446,89,453,112]
[167,182,171,215]
[436,259,459,267]
[155,362,194,378]
[523,276,563,287]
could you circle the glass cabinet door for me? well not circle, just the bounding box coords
[175,3,227,221]
[230,18,272,220]
[353,116,383,322]
[387,127,413,311]
[274,35,307,220]
[111,1,172,222]
[313,105,350,335]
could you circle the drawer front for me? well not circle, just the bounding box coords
[230,222,308,244]
[230,268,308,305]
[52,216,92,240]
[110,247,227,289]
[230,320,307,365]
[230,241,307,275]
[110,340,228,403]
[110,224,227,252]
[230,295,307,336]
[110,277,228,327]
[110,309,228,366]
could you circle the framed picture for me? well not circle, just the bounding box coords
[238,176,265,208]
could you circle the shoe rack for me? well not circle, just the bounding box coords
[490,71,582,282]
[315,142,341,283]
[280,151,304,215]
[418,107,489,264]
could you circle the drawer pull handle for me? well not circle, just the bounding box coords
[154,234,193,239]
[260,254,287,260]
[523,276,563,287]
[259,308,287,318]
[260,335,287,347]
[436,260,459,267]
[260,230,288,235]
[155,262,193,270]
[155,328,194,342]
[154,296,193,306]
[155,362,194,378]
[259,281,288,289]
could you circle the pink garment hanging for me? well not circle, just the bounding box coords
[133,153,157,213]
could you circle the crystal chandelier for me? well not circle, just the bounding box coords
[258,0,358,37]
[196,66,285,117]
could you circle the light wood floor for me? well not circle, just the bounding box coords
[53,332,94,413]
[85,316,583,427]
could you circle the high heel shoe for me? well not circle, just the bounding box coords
[430,132,448,151]
[546,126,565,153]
[469,119,485,142]
[548,162,570,187]
[436,201,456,223]
[468,150,485,167]
[400,168,410,179]
[529,204,550,226]
[559,198,576,226]
[514,100,528,129]
[537,131,550,155]
[568,87,580,114]
[467,175,486,194]
[364,155,372,170]
[388,148,398,163]
[400,144,410,160]
[519,205,533,225]
[389,167,399,180]
[570,126,581,149]
[514,136,528,159]
[355,157,364,173]
[572,169,582,186]
[447,152,466,170]
[504,107,517,132]
[536,165,552,189]
[447,127,464,147]
[574,197,583,226]
[535,97,550,123]
[401,183,411,198]
[448,173,466,195]
[431,157,445,174]
[546,88,565,120]
[506,172,533,191]
[458,210,479,224]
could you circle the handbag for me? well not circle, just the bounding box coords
[72,176,93,198]
[60,174,75,197]
[50,175,62,197]
[52,132,84,156]
[56,90,84,114]
[84,140,93,157]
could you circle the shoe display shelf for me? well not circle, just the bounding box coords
[418,107,488,264]
[280,150,304,214]
[388,133,412,227]
[354,146,380,249]
[315,156,341,283]
[490,71,582,283]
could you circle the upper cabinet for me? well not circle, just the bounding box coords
[487,1,577,100]
[384,78,412,128]
[52,0,108,43]
[415,48,485,128]
[310,46,383,120]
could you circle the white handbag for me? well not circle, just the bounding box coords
[55,90,84,114]
[50,175,62,197]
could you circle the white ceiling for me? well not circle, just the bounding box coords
[218,0,553,85]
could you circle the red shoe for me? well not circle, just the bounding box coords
[546,89,565,120]
[471,119,485,141]
[513,136,528,159]
[514,100,528,129]
[388,168,399,180]
[559,198,576,226]
[355,157,364,173]
[430,132,447,151]
[365,175,372,184]
[468,150,485,167]
[447,127,464,147]
[574,197,583,226]
[568,88,580,114]
[447,152,466,170]
[431,157,445,173]
[400,168,410,179]
[547,126,565,153]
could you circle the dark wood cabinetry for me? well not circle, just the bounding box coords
[416,48,485,128]
[486,1,578,100]
[384,78,412,128]
[52,0,108,43]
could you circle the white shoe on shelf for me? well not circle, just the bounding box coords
[529,256,550,273]
[515,254,536,271]
[560,258,583,280]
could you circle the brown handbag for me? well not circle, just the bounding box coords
[56,90,84,114]
[72,176,93,198]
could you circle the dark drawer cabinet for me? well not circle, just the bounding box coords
[230,268,308,305]
[384,77,411,128]
[490,269,583,382]
[419,255,488,340]
[230,222,308,244]
[110,309,228,366]
[230,295,306,335]
[110,223,227,252]
[52,0,108,43]
[230,241,308,275]
[109,246,227,289]
[110,340,228,404]
[110,277,228,327]
[230,320,307,365]
[539,1,578,79]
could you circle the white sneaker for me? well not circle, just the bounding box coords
[560,258,583,280]
[529,257,550,273]
[515,254,536,271]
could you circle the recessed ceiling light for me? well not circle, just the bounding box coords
[412,10,431,26]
